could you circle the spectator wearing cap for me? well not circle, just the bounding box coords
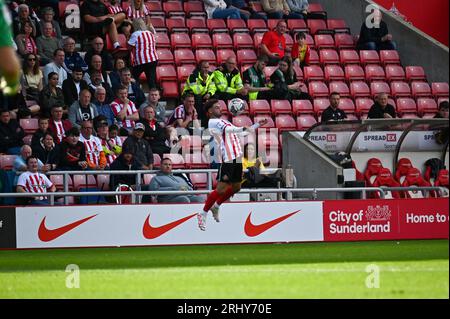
[68,89,99,129]
[63,37,88,75]
[122,123,153,170]
[62,67,90,107]
[38,7,61,39]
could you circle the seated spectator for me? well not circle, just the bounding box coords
[435,101,449,119]
[203,0,241,19]
[20,54,43,115]
[119,20,133,41]
[13,4,37,38]
[57,127,88,171]
[39,72,66,117]
[287,0,326,19]
[84,37,114,73]
[16,156,56,206]
[292,32,311,69]
[225,0,267,20]
[63,37,88,75]
[112,67,146,107]
[434,101,449,145]
[243,55,281,101]
[212,57,248,103]
[270,56,310,102]
[110,57,126,90]
[139,105,170,158]
[109,148,140,191]
[321,92,347,122]
[242,143,281,188]
[0,109,25,155]
[357,8,397,51]
[261,0,303,19]
[37,7,61,40]
[84,54,113,89]
[148,157,205,203]
[48,105,73,144]
[43,48,68,88]
[80,0,123,50]
[105,0,127,26]
[139,88,166,125]
[368,92,396,119]
[31,117,51,150]
[69,89,99,129]
[111,85,139,135]
[32,132,60,172]
[79,120,107,170]
[15,20,38,57]
[182,60,216,126]
[36,21,62,66]
[62,67,90,107]
[95,118,122,167]
[88,70,115,104]
[13,145,44,173]
[260,20,288,66]
[93,87,116,126]
[126,0,154,29]
[166,93,201,131]
[122,123,153,170]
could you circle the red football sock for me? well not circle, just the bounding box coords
[217,186,235,205]
[203,190,220,212]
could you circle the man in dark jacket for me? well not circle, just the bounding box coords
[139,105,170,158]
[357,8,396,51]
[122,123,153,170]
[321,92,347,122]
[368,92,396,119]
[109,148,140,190]
[32,132,60,172]
[57,127,88,171]
[62,67,89,107]
[0,109,25,154]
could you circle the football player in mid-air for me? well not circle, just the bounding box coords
[197,99,267,231]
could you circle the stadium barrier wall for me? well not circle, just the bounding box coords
[0,199,448,249]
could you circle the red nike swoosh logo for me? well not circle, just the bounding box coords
[38,214,98,242]
[244,210,301,237]
[143,213,197,239]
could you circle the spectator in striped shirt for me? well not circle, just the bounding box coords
[16,155,56,206]
[126,0,154,29]
[166,93,201,131]
[105,0,126,25]
[112,67,145,108]
[127,18,158,91]
[95,119,122,167]
[110,85,139,135]
[79,120,107,170]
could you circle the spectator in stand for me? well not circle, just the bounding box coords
[261,0,303,19]
[13,144,44,173]
[139,87,166,125]
[243,55,280,101]
[28,0,59,20]
[0,109,25,155]
[139,105,170,158]
[105,0,126,26]
[126,0,154,29]
[434,101,449,145]
[95,117,122,167]
[62,67,89,107]
[122,122,153,170]
[36,22,62,66]
[57,127,88,171]
[368,92,396,119]
[84,37,114,73]
[260,20,288,66]
[109,57,126,89]
[31,117,50,150]
[16,155,56,206]
[119,20,133,41]
[48,105,73,144]
[109,147,139,191]
[212,57,247,103]
[32,132,60,172]
[84,54,113,89]
[203,0,242,19]
[321,92,347,122]
[79,120,107,170]
[80,0,123,50]
[43,48,67,88]
[292,32,311,69]
[39,72,65,117]
[15,20,38,57]
[270,56,310,102]
[20,54,43,114]
[37,7,61,40]
[287,0,326,19]
[112,67,145,107]
[111,85,139,135]
[69,89,99,129]
[128,18,158,91]
[435,101,449,119]
[182,60,216,126]
[63,37,88,75]
[357,7,397,51]
[225,0,267,20]
[12,4,37,38]
[166,93,201,131]
[88,70,115,104]
[93,87,115,126]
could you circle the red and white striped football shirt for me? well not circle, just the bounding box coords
[110,98,138,129]
[128,30,158,66]
[126,5,150,19]
[208,118,244,162]
[53,120,66,143]
[79,135,103,166]
[17,172,53,197]
[108,5,124,15]
[101,136,122,165]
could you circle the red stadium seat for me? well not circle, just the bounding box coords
[170,33,191,49]
[23,134,32,146]
[254,115,275,129]
[247,19,268,33]
[350,81,371,99]
[19,118,39,134]
[147,1,165,17]
[271,100,292,115]
[402,168,432,198]
[195,49,216,65]
[396,98,417,116]
[249,100,271,116]
[292,99,314,115]
[73,175,97,191]
[434,169,449,192]
[216,49,236,65]
[296,115,317,130]
[417,98,438,116]
[338,98,356,114]
[308,49,320,65]
[411,81,432,98]
[267,19,282,31]
[308,19,330,35]
[154,33,171,49]
[186,18,208,34]
[150,17,168,33]
[385,65,406,82]
[227,19,249,33]
[163,1,185,18]
[0,155,16,170]
[327,19,350,33]
[237,49,257,66]
[50,174,73,192]
[380,50,401,65]
[394,158,414,184]
[143,174,156,186]
[319,49,339,65]
[263,66,277,80]
[364,158,383,187]
[191,33,212,49]
[365,64,386,82]
[162,153,185,169]
[153,154,161,168]
[309,81,329,98]
[189,173,208,189]
[284,33,294,47]
[232,115,253,127]
[159,81,179,98]
[253,32,264,48]
[287,19,309,34]
[184,153,210,169]
[96,174,110,191]
[324,65,345,82]
[340,50,360,65]
[213,33,233,49]
[174,49,195,66]
[314,34,335,49]
[304,65,325,81]
[183,1,206,18]
[334,33,355,49]
[370,81,391,98]
[313,98,330,115]
[372,168,402,199]
[329,81,350,97]
[344,65,365,82]
[157,48,174,64]
[207,19,228,33]
[177,64,196,83]
[390,81,411,98]
[305,33,315,48]
[233,33,254,49]
[355,98,375,116]
[292,64,304,81]
[405,66,427,82]
[432,82,449,98]
[308,3,327,16]
[166,18,189,33]
[275,115,297,132]
[359,50,380,65]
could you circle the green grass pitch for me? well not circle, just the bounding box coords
[0,240,448,299]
